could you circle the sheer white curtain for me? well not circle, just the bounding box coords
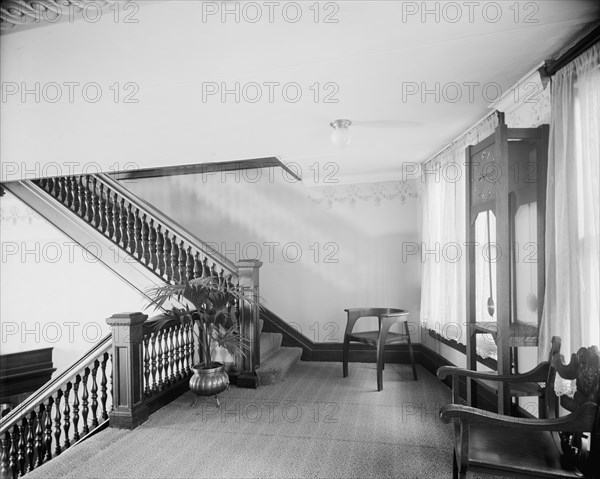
[420,114,498,353]
[539,44,600,378]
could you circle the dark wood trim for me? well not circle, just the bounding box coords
[260,306,423,363]
[276,159,302,182]
[0,348,56,401]
[109,157,285,181]
[261,308,514,413]
[427,329,498,370]
[543,24,600,77]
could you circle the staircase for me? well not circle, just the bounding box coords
[4,174,302,386]
[258,320,302,386]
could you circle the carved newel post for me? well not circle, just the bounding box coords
[106,312,149,429]
[236,260,262,389]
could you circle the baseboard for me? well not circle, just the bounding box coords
[261,310,501,413]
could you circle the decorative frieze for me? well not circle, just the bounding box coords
[308,180,419,209]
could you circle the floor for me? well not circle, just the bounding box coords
[26,361,505,478]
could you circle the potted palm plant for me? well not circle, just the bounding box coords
[145,276,251,405]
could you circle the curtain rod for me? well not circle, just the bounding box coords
[421,110,499,167]
[543,23,599,77]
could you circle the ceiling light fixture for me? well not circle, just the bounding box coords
[330,119,352,148]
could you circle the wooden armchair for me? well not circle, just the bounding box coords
[342,308,417,391]
[437,337,600,478]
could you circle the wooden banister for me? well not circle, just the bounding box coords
[0,335,112,433]
[0,337,113,479]
[31,174,262,378]
[96,174,238,275]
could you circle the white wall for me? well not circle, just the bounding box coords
[123,168,422,343]
[0,191,150,375]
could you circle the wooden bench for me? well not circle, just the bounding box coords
[437,336,599,478]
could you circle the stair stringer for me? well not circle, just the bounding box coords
[4,180,164,301]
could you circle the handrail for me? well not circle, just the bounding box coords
[97,174,238,275]
[0,334,112,433]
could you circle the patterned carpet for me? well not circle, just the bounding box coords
[26,362,505,478]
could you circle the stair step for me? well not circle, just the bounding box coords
[257,347,302,386]
[260,332,283,362]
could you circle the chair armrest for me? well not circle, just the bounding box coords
[440,402,598,432]
[437,362,549,383]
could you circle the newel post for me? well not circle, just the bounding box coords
[106,312,149,429]
[236,259,262,388]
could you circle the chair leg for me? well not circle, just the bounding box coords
[405,321,418,380]
[376,343,385,391]
[343,336,350,378]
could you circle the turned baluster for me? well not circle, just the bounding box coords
[134,209,143,260]
[194,252,202,279]
[106,188,114,239]
[227,274,235,291]
[59,177,67,204]
[163,330,171,386]
[92,177,101,228]
[72,376,81,442]
[202,257,210,278]
[109,353,114,412]
[72,176,80,214]
[44,397,53,461]
[174,326,182,380]
[38,178,47,190]
[53,390,62,456]
[179,241,187,282]
[149,220,158,271]
[186,322,194,372]
[156,330,164,390]
[85,176,94,223]
[171,236,180,283]
[48,177,58,198]
[26,412,35,472]
[140,214,149,266]
[78,176,87,219]
[81,368,90,435]
[168,327,176,383]
[99,183,107,234]
[164,232,172,282]
[150,332,158,393]
[143,335,151,396]
[127,205,136,254]
[8,427,18,478]
[157,226,165,278]
[120,199,129,249]
[100,353,109,421]
[63,383,71,449]
[186,247,194,282]
[17,422,25,476]
[210,263,218,280]
[181,324,189,376]
[1,436,9,479]
[35,404,44,466]
[91,360,99,428]
[219,269,226,290]
[54,177,62,202]
[67,177,75,209]
[113,193,121,245]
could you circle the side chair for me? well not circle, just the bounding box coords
[342,308,418,391]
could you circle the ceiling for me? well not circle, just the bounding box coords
[1,1,599,184]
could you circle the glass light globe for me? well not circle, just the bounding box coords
[330,120,352,148]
